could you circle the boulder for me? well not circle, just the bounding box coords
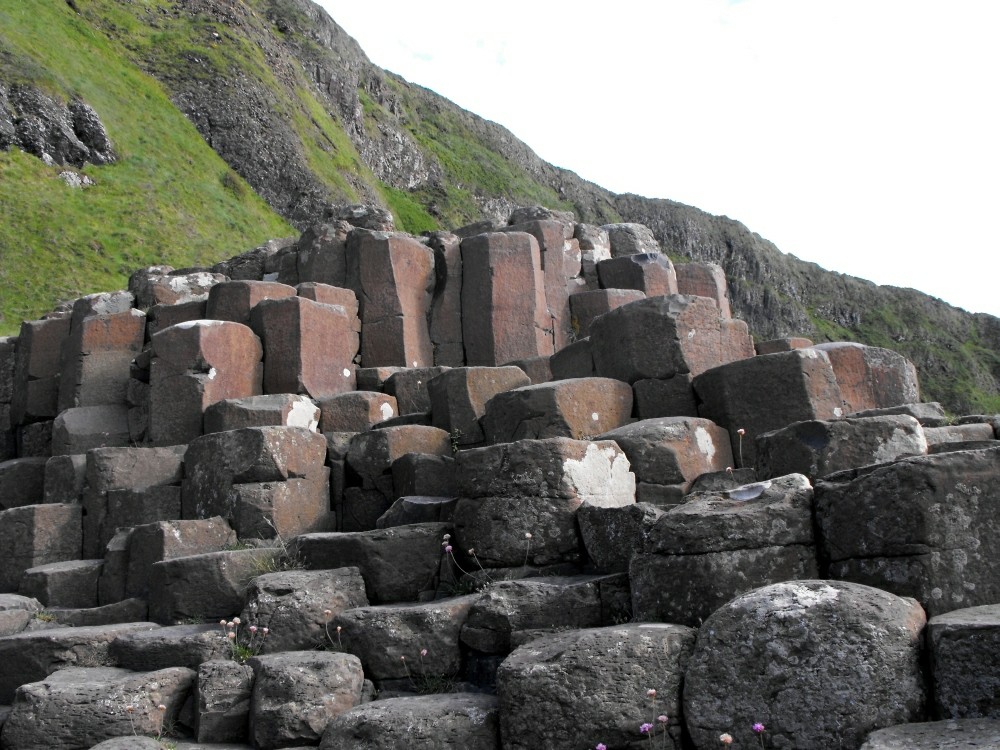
[110,623,230,671]
[481,377,633,444]
[860,718,1000,749]
[51,404,131,455]
[296,221,351,287]
[812,342,920,413]
[204,394,320,434]
[816,446,1000,616]
[928,604,1000,719]
[248,650,364,750]
[0,593,42,637]
[10,317,70,424]
[548,337,595,380]
[240,567,369,653]
[427,231,466,366]
[675,261,732,318]
[384,366,450,414]
[578,502,667,573]
[205,279,297,325]
[43,453,87,504]
[498,624,695,750]
[600,222,660,257]
[0,503,81,592]
[19,559,103,608]
[590,295,727,384]
[756,336,814,354]
[320,693,500,750]
[756,415,928,481]
[195,658,255,743]
[0,456,47,509]
[346,425,450,491]
[128,266,226,308]
[125,517,236,600]
[683,581,926,750]
[633,374,699,419]
[319,391,397,433]
[597,252,678,298]
[461,231,552,366]
[428,367,533,447]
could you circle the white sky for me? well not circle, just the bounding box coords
[317,0,1000,318]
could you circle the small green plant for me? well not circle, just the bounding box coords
[399,648,456,695]
[449,428,463,454]
[34,611,56,622]
[220,617,270,663]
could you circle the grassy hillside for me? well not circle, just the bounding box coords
[0,1,294,334]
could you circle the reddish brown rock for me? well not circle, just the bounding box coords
[597,252,678,298]
[427,231,466,366]
[601,223,661,257]
[693,348,844,467]
[428,366,532,447]
[574,223,612,288]
[482,378,633,444]
[296,281,359,317]
[205,279,297,325]
[147,298,207,337]
[722,318,756,362]
[296,221,351,287]
[568,288,646,339]
[319,391,397,433]
[346,229,435,368]
[250,295,360,398]
[461,232,552,366]
[125,517,236,600]
[346,425,451,490]
[149,320,263,445]
[675,261,732,318]
[230,472,333,539]
[10,317,71,424]
[812,342,920,414]
[504,355,552,384]
[204,393,320,433]
[57,305,146,411]
[384,366,450,414]
[590,295,726,384]
[0,503,81,592]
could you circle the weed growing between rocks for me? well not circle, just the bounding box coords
[322,609,344,651]
[220,617,270,663]
[400,648,457,695]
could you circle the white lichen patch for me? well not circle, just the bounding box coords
[694,425,716,462]
[287,399,319,431]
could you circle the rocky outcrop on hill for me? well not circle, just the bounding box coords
[0,206,998,748]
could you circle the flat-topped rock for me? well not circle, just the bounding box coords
[860,718,1000,749]
[110,623,230,671]
[928,604,1000,719]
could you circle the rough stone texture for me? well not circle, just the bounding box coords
[684,580,926,750]
[43,453,87,504]
[497,623,695,750]
[693,348,845,467]
[149,320,263,446]
[454,438,635,566]
[631,474,818,625]
[0,621,158,702]
[296,221,351,287]
[205,279,297,325]
[547,338,595,380]
[319,391,397,433]
[574,222,612,288]
[597,417,734,489]
[204,394,320,434]
[845,402,950,427]
[481,377,633,444]
[633,374,699,418]
[0,503,81,592]
[0,593,42,637]
[240,568,369,653]
[816,446,1000,617]
[384,366,449,414]
[19,559,103,609]
[17,418,53,457]
[296,281,359,315]
[505,355,552,385]
[0,666,195,750]
[250,295,360,398]
[42,598,148,628]
[674,261,732,318]
[377,495,457,529]
[390,454,458,498]
[425,232,466,367]
[428,367,531,447]
[601,222,660,257]
[83,445,186,559]
[568,288,646,340]
[10,317,70,425]
[0,456,47,509]
[813,341,921,414]
[110,623,230,671]
[148,548,277,624]
[924,423,995,448]
[578,502,666,573]
[146,298,207,338]
[248,650,365,750]
[51,404,131,455]
[461,574,631,655]
[756,336,815,354]
[597,252,678,298]
[330,595,478,682]
[860,718,1000,749]
[346,425,450,490]
[346,229,435,368]
[590,295,728,384]
[295,523,451,604]
[57,306,146,412]
[320,693,500,750]
[196,658,255,743]
[461,232,552,366]
[928,604,1000,719]
[229,472,333,540]
[105,485,182,544]
[182,426,328,532]
[128,266,226,308]
[757,415,928,481]
[125,518,236,600]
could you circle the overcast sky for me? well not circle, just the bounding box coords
[317,0,1000,318]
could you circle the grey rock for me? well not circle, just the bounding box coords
[928,604,1000,719]
[195,659,255,743]
[110,624,230,671]
[0,593,42,637]
[577,502,666,573]
[852,401,950,427]
[497,624,695,750]
[240,567,369,652]
[248,650,364,750]
[320,693,500,750]
[600,222,661,256]
[860,718,1000,749]
[683,580,927,750]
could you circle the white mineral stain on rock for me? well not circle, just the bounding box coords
[287,399,319,431]
[207,367,217,380]
[694,426,716,462]
[762,581,840,613]
[591,412,599,421]
[564,442,636,507]
[174,319,225,330]
[380,402,394,420]
[342,368,351,377]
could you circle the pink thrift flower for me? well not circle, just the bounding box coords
[640,722,653,734]
[445,545,453,553]
[646,688,657,698]
[753,722,766,734]
[658,714,668,723]
[596,744,607,750]
[720,733,733,745]
[420,649,428,657]
[249,625,258,633]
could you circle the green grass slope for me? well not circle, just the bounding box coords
[0,1,294,334]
